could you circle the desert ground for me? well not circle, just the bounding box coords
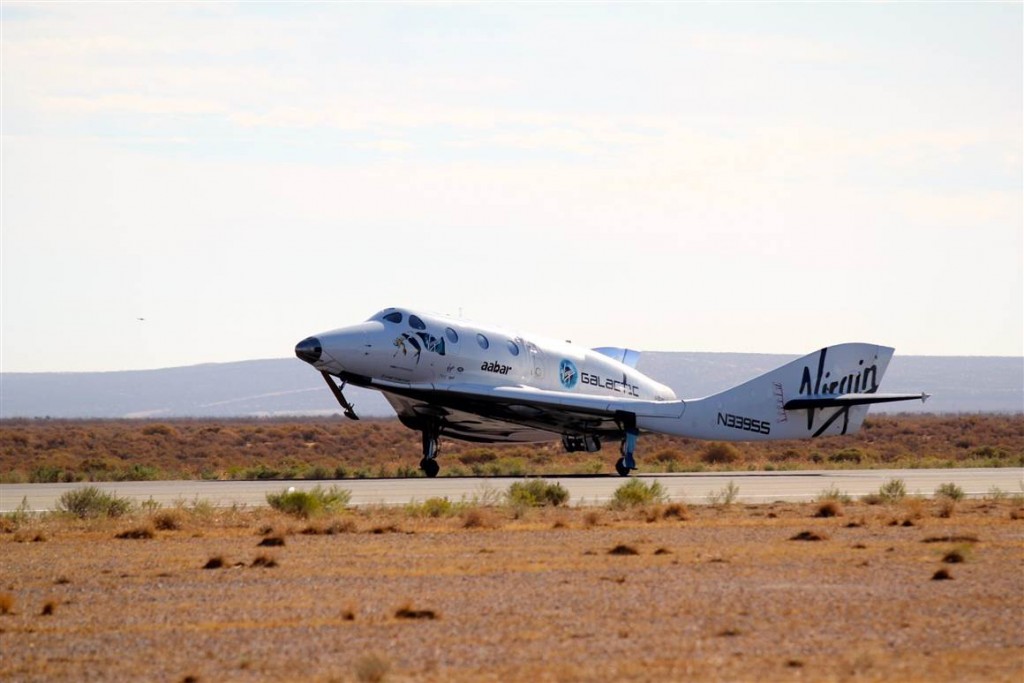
[2,496,1022,683]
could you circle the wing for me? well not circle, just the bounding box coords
[377,381,685,444]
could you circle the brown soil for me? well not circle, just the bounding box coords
[2,500,1022,682]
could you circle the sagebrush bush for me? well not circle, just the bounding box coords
[816,485,852,504]
[701,442,739,464]
[935,482,965,501]
[707,481,740,506]
[57,487,133,519]
[610,479,666,509]
[266,485,350,518]
[815,500,842,518]
[406,497,457,518]
[877,478,907,503]
[507,479,569,507]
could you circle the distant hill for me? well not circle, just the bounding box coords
[1,353,1020,419]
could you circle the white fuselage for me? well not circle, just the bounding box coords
[304,308,677,402]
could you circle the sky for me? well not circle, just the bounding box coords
[1,2,1021,373]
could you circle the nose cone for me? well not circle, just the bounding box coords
[295,336,322,364]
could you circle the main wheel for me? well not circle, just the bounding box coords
[615,458,631,477]
[420,458,440,478]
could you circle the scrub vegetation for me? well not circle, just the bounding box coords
[0,414,1021,483]
[265,485,350,518]
[1,496,1021,682]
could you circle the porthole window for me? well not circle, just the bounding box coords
[506,340,520,356]
[382,311,403,324]
[476,333,489,349]
[409,315,426,330]
[445,327,459,344]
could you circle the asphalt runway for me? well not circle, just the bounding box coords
[2,468,1021,512]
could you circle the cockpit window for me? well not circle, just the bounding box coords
[409,315,426,330]
[382,311,403,324]
[445,327,459,344]
[506,340,520,356]
[476,333,489,349]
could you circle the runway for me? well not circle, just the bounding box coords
[2,468,1021,512]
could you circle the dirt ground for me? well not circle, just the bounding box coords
[2,500,1022,682]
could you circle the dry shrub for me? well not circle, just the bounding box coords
[41,600,57,616]
[654,547,672,555]
[922,534,978,544]
[583,510,603,527]
[0,593,14,615]
[115,525,155,540]
[790,530,827,542]
[653,448,682,464]
[152,510,183,530]
[258,536,285,547]
[702,442,740,464]
[942,550,965,564]
[302,518,357,535]
[936,499,956,519]
[250,554,278,568]
[13,531,47,543]
[646,503,689,522]
[815,501,843,518]
[608,544,639,556]
[461,508,494,529]
[611,479,666,509]
[202,556,225,570]
[341,608,356,621]
[902,497,926,519]
[394,603,437,620]
[354,653,390,683]
[662,502,689,520]
[932,568,954,581]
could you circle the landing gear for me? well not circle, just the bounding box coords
[614,416,639,476]
[561,434,602,453]
[320,372,359,420]
[420,423,441,478]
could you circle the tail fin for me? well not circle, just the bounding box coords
[640,344,927,441]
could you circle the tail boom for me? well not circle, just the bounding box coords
[638,344,927,441]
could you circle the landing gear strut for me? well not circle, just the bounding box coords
[419,423,441,478]
[614,412,639,477]
[320,372,359,420]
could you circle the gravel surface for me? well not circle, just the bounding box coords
[2,501,1022,682]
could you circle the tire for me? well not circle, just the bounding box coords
[420,458,440,478]
[615,458,631,477]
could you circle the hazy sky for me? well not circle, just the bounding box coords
[2,2,1021,372]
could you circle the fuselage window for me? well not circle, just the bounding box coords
[409,315,426,330]
[507,340,520,356]
[383,311,403,324]
[445,327,459,344]
[476,333,489,350]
